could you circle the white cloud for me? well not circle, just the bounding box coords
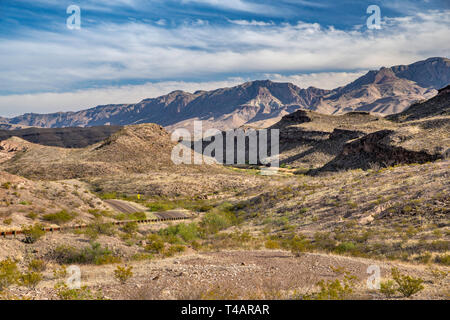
[228,19,274,26]
[180,0,276,14]
[264,71,367,90]
[0,10,449,115]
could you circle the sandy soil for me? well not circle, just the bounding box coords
[4,249,449,300]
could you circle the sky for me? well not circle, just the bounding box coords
[0,0,449,117]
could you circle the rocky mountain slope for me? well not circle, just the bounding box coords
[0,170,111,231]
[0,124,270,198]
[220,86,450,171]
[387,84,450,122]
[2,57,448,131]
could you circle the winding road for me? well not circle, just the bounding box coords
[104,199,191,219]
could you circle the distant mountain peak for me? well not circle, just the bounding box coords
[2,57,449,131]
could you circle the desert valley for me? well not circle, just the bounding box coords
[0,56,448,300]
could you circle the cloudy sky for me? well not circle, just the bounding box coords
[0,0,449,117]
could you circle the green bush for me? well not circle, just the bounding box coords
[434,254,450,266]
[22,224,45,244]
[43,210,77,224]
[83,221,116,240]
[55,282,105,300]
[164,245,186,257]
[201,212,231,234]
[19,272,42,289]
[114,265,133,284]
[122,222,138,234]
[129,212,147,220]
[145,235,165,254]
[286,235,310,257]
[147,202,175,212]
[379,280,396,298]
[0,259,20,291]
[99,192,117,200]
[304,272,357,300]
[199,203,239,235]
[335,242,356,254]
[159,223,199,243]
[26,212,38,220]
[1,182,12,189]
[313,232,337,251]
[265,239,280,249]
[53,242,120,265]
[28,259,46,272]
[391,267,424,298]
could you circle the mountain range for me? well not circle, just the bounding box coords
[2,57,449,132]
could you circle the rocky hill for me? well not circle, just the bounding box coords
[2,57,448,131]
[243,85,450,172]
[386,84,450,122]
[0,124,269,198]
[0,126,121,148]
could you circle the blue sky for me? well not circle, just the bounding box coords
[0,0,449,116]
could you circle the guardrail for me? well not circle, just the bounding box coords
[0,216,191,238]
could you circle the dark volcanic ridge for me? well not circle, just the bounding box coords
[0,125,122,148]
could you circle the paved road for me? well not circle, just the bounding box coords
[104,199,143,214]
[105,199,190,219]
[153,210,190,219]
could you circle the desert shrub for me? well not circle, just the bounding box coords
[22,224,45,244]
[335,242,357,254]
[53,265,68,279]
[114,213,127,221]
[434,254,450,266]
[122,222,138,235]
[53,242,120,265]
[200,284,239,300]
[415,252,432,264]
[19,272,42,289]
[379,280,397,298]
[427,267,447,283]
[159,223,199,243]
[190,240,202,250]
[313,232,337,251]
[145,235,165,254]
[1,182,12,189]
[304,272,357,300]
[114,265,133,284]
[131,253,153,261]
[199,203,239,235]
[28,259,46,272]
[286,235,310,257]
[146,199,214,213]
[265,239,280,249]
[3,218,12,225]
[0,259,20,291]
[55,282,105,300]
[391,268,424,298]
[163,245,186,257]
[43,210,77,224]
[99,192,117,200]
[83,221,116,240]
[26,212,38,220]
[201,212,231,234]
[129,212,147,220]
[147,202,175,212]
